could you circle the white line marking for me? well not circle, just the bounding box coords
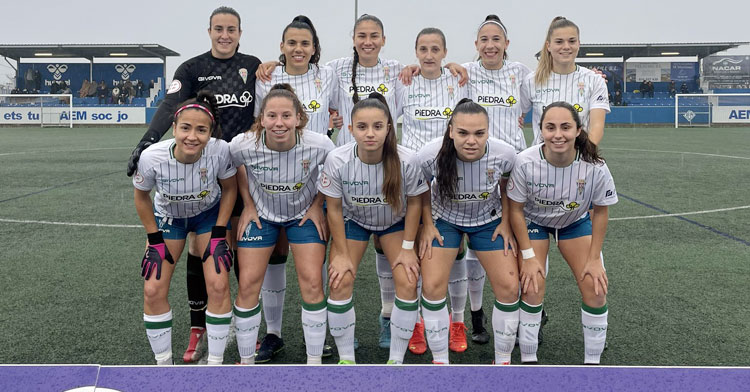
[610,205,750,221]
[0,218,141,228]
[605,148,750,160]
[0,147,130,157]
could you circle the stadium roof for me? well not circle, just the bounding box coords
[0,44,179,61]
[535,42,749,60]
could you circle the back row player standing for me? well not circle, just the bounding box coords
[126,6,260,363]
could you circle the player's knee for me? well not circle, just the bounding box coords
[420,278,443,300]
[330,275,354,298]
[581,288,606,308]
[298,275,323,300]
[495,275,519,299]
[143,284,167,305]
[206,278,229,300]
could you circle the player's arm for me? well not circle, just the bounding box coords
[134,188,158,233]
[216,175,237,227]
[127,64,194,176]
[393,194,422,283]
[235,165,262,241]
[581,204,609,296]
[587,109,606,146]
[509,199,544,294]
[491,177,517,257]
[325,196,354,289]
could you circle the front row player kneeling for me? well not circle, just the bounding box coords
[133,92,237,365]
[416,98,520,365]
[229,84,335,365]
[508,101,618,365]
[320,93,428,365]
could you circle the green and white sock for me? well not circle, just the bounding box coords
[261,260,287,337]
[389,296,418,364]
[302,299,327,364]
[448,250,467,322]
[375,250,394,318]
[144,309,173,365]
[205,310,232,365]
[234,303,261,364]
[492,299,520,365]
[421,296,449,364]
[582,303,608,364]
[519,301,543,363]
[328,297,356,363]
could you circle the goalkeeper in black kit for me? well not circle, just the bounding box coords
[126,6,260,363]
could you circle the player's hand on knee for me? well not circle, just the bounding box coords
[393,248,420,284]
[491,222,517,257]
[127,141,152,177]
[520,256,545,294]
[580,257,608,296]
[328,253,354,290]
[141,231,174,280]
[300,204,328,241]
[204,226,232,274]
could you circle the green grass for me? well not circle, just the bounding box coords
[0,125,748,366]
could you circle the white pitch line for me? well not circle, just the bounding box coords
[0,147,131,157]
[610,205,750,221]
[605,148,750,160]
[0,218,141,228]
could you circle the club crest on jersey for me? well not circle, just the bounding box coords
[239,68,248,84]
[315,78,322,93]
[447,85,455,99]
[301,160,310,176]
[576,179,586,195]
[510,74,516,87]
[167,80,182,94]
[383,65,390,80]
[200,168,208,184]
[486,169,496,184]
[578,82,585,97]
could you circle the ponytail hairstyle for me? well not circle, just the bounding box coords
[351,14,384,105]
[174,90,222,139]
[351,92,401,211]
[250,83,309,146]
[279,15,321,67]
[539,101,603,164]
[477,14,509,59]
[415,27,446,50]
[535,16,580,85]
[435,98,488,204]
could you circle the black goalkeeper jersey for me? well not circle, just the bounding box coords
[140,51,261,143]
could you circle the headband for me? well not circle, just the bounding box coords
[478,20,508,37]
[174,103,215,124]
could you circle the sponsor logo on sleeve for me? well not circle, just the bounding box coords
[134,172,144,184]
[605,189,615,198]
[320,172,331,188]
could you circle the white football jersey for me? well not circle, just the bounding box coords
[255,64,338,135]
[319,143,428,231]
[417,137,516,227]
[230,130,335,222]
[134,138,236,218]
[327,57,404,146]
[507,145,618,229]
[520,66,610,144]
[464,60,531,152]
[396,72,467,151]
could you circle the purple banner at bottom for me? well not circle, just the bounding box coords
[2,365,749,392]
